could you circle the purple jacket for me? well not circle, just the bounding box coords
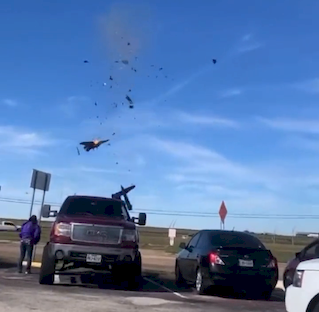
[19,221,41,245]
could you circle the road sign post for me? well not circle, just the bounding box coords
[219,201,228,230]
[29,169,51,262]
[168,228,176,246]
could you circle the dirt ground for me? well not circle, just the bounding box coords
[0,242,285,279]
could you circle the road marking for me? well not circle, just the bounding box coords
[276,280,284,290]
[22,261,41,268]
[54,275,60,283]
[143,277,187,299]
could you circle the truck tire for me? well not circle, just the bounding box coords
[126,252,142,290]
[113,253,142,290]
[39,244,55,285]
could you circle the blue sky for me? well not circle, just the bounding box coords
[1,0,319,234]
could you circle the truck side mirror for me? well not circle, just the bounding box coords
[138,213,146,226]
[41,205,51,218]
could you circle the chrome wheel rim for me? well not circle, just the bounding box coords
[196,271,202,292]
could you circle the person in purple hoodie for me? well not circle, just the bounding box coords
[17,215,41,274]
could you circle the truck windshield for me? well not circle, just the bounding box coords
[59,197,129,219]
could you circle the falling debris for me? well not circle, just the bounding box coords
[159,67,163,71]
[125,95,133,105]
[110,76,113,81]
[95,102,97,106]
[127,42,130,45]
[112,133,115,135]
[128,89,131,92]
[122,60,129,65]
[76,147,80,155]
[129,105,134,109]
[116,162,119,164]
[212,59,217,64]
[84,60,89,63]
[103,82,107,86]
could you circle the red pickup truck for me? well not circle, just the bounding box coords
[39,191,146,290]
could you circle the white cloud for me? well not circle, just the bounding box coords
[236,33,263,53]
[242,33,252,41]
[258,117,319,134]
[58,96,91,117]
[237,43,263,53]
[2,99,17,107]
[293,78,319,93]
[177,111,239,128]
[220,88,242,98]
[0,125,57,155]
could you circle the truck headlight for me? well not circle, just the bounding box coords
[292,270,304,288]
[122,229,137,242]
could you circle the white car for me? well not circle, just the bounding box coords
[0,221,21,232]
[285,258,319,312]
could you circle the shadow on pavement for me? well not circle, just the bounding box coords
[199,285,285,302]
[0,259,17,269]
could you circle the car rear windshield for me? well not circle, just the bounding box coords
[210,232,266,249]
[59,197,127,218]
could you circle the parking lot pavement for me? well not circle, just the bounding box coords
[0,264,286,312]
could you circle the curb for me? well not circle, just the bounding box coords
[22,261,41,268]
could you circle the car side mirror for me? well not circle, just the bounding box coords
[41,205,58,218]
[179,242,186,249]
[138,213,146,226]
[295,252,301,258]
[187,245,194,252]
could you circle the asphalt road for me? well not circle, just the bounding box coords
[0,263,286,312]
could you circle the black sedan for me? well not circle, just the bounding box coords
[175,230,278,299]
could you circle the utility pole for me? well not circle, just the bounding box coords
[292,226,296,245]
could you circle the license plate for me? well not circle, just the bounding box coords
[239,259,254,267]
[86,254,102,263]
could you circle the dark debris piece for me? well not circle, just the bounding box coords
[159,67,163,71]
[76,147,80,155]
[129,105,134,109]
[212,59,217,64]
[84,60,89,63]
[126,95,133,104]
[127,42,130,45]
[128,89,131,92]
[110,76,113,80]
[122,60,129,65]
[112,132,115,135]
[95,102,97,106]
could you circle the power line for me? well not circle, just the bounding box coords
[0,196,318,220]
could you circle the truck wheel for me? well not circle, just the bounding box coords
[127,253,142,290]
[39,244,55,285]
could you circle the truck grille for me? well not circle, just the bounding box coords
[71,224,122,245]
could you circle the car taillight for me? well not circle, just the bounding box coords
[293,270,304,288]
[54,222,71,237]
[209,252,225,265]
[267,257,277,268]
[122,229,137,242]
